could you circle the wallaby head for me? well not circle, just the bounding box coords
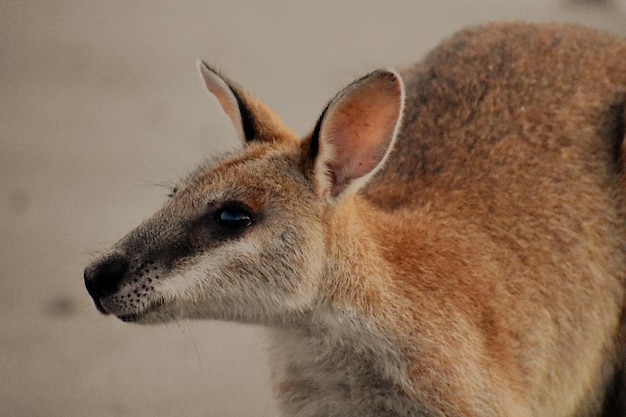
[84,62,404,325]
[85,22,626,417]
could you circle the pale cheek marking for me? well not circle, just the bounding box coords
[155,238,261,305]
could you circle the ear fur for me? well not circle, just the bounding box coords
[198,61,256,144]
[198,61,297,146]
[308,69,405,200]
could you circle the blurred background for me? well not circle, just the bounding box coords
[1,1,625,416]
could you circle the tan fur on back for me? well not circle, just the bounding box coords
[359,22,626,416]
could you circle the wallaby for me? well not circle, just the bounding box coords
[84,22,626,416]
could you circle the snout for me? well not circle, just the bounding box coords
[84,252,129,314]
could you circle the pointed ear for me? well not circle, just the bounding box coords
[198,61,297,146]
[307,69,404,200]
[198,61,257,143]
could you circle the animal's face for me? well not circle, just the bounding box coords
[84,63,404,325]
[85,143,327,324]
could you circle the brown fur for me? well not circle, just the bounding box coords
[85,22,626,416]
[363,22,626,416]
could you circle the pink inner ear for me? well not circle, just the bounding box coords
[320,73,403,197]
[333,106,395,179]
[199,63,246,142]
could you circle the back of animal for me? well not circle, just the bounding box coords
[367,23,626,416]
[358,23,626,416]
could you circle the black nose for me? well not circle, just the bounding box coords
[84,255,130,299]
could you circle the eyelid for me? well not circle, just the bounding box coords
[214,200,255,214]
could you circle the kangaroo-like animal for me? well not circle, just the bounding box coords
[84,22,626,416]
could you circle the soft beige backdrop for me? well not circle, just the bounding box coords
[1,1,625,416]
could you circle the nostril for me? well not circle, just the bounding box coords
[84,256,130,299]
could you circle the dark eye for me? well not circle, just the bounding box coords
[214,205,254,231]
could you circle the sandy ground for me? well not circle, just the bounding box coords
[1,1,625,416]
